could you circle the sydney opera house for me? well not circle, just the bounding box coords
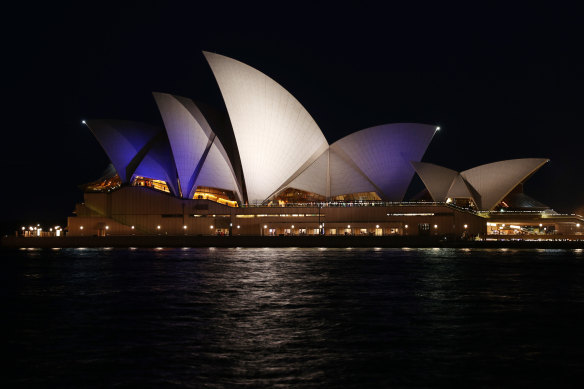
[67,52,583,239]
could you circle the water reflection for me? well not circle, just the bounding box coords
[5,247,584,387]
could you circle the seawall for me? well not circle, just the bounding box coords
[2,235,584,249]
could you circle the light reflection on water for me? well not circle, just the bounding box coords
[3,247,584,387]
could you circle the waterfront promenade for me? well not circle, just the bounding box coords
[2,235,583,249]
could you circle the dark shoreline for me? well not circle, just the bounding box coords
[2,235,584,249]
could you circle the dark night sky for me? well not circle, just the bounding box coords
[3,2,583,233]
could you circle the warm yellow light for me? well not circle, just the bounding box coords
[464,224,468,228]
[237,225,240,229]
[131,226,135,229]
[105,226,109,230]
[405,225,408,228]
[434,224,438,228]
[210,225,214,229]
[539,223,543,227]
[183,225,187,229]
[291,225,294,228]
[157,225,161,229]
[376,225,379,228]
[577,224,581,227]
[264,225,267,229]
[80,226,83,230]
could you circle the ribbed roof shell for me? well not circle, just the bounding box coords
[153,92,241,200]
[331,124,437,201]
[460,158,549,210]
[410,162,459,201]
[85,120,161,183]
[413,158,549,210]
[204,51,329,204]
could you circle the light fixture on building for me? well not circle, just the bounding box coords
[157,225,161,229]
[183,225,187,229]
[376,225,379,228]
[131,226,135,229]
[405,225,408,229]
[434,224,438,229]
[80,226,83,230]
[105,226,109,230]
[210,225,214,229]
[577,223,581,228]
[291,225,294,229]
[264,225,267,229]
[464,224,468,229]
[237,225,240,229]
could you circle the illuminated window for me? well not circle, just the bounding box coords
[332,192,381,202]
[131,176,170,193]
[272,187,326,203]
[83,173,122,192]
[192,186,238,207]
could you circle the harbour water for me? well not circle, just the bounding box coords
[4,247,584,387]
